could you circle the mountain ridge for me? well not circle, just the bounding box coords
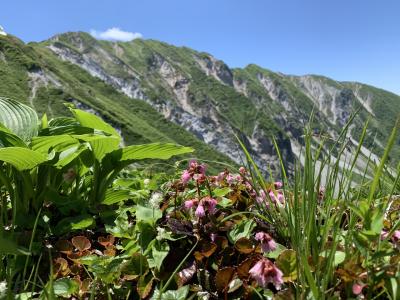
[1,31,399,174]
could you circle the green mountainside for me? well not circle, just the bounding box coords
[0,31,399,173]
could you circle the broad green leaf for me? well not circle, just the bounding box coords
[151,286,190,300]
[320,250,345,267]
[52,278,79,297]
[276,249,297,282]
[370,211,384,234]
[75,134,120,161]
[0,237,30,255]
[102,189,132,205]
[119,143,193,161]
[31,135,78,152]
[54,215,95,235]
[48,117,78,127]
[0,124,27,147]
[54,144,88,168]
[0,147,46,170]
[149,241,170,270]
[213,187,232,197]
[103,143,194,172]
[266,243,287,259]
[0,97,38,141]
[136,205,162,226]
[70,108,120,137]
[121,253,149,280]
[227,219,256,244]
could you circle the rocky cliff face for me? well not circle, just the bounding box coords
[1,31,399,174]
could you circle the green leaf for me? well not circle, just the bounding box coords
[150,240,170,270]
[320,250,345,267]
[266,243,287,259]
[151,286,190,300]
[0,237,30,255]
[119,143,193,161]
[84,135,120,161]
[213,187,232,197]
[102,189,132,205]
[70,108,120,137]
[0,147,46,170]
[0,97,38,141]
[54,215,95,235]
[137,272,154,299]
[104,143,194,172]
[31,135,78,154]
[52,278,79,298]
[227,219,256,244]
[370,211,384,234]
[136,205,162,226]
[276,249,297,282]
[0,124,27,147]
[121,253,149,280]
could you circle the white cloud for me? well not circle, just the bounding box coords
[90,27,142,42]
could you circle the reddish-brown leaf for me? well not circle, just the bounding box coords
[215,267,235,292]
[98,235,115,247]
[55,239,74,254]
[194,240,217,261]
[235,237,255,254]
[237,257,258,280]
[53,257,70,277]
[71,236,91,252]
[103,245,116,256]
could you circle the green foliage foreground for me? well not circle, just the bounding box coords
[0,97,399,299]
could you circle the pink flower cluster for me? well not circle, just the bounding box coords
[255,232,277,253]
[249,257,284,290]
[256,182,285,206]
[184,196,218,218]
[181,160,207,185]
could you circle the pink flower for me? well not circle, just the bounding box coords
[193,173,206,184]
[203,197,217,213]
[195,204,205,218]
[352,282,366,295]
[256,190,267,203]
[181,170,192,185]
[189,160,198,169]
[198,164,206,175]
[392,230,400,243]
[381,230,389,240]
[249,258,283,290]
[226,174,235,185]
[274,181,283,189]
[239,166,246,175]
[217,172,226,182]
[269,190,278,203]
[184,199,198,209]
[277,191,285,204]
[255,232,277,252]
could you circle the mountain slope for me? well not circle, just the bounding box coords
[0,31,399,175]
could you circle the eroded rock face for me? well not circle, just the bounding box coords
[195,54,233,86]
[48,43,146,100]
[45,37,295,174]
[46,33,392,176]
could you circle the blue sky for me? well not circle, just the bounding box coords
[1,0,399,95]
